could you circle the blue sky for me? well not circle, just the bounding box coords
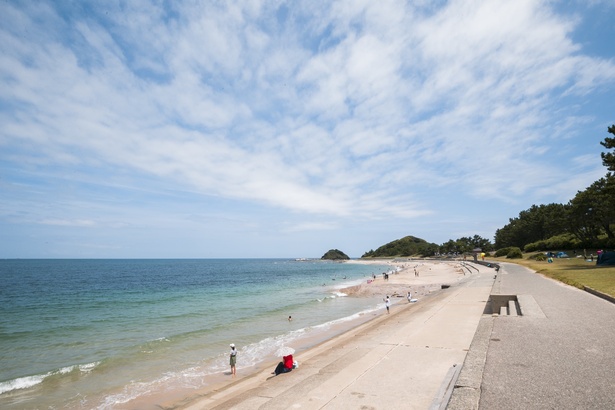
[1,0,614,258]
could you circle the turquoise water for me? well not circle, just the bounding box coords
[0,259,391,409]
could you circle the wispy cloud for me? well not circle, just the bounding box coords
[40,219,97,227]
[1,0,614,257]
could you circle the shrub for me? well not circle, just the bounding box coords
[524,240,546,253]
[545,234,581,250]
[529,253,547,261]
[506,247,523,259]
[524,234,581,252]
[495,247,513,257]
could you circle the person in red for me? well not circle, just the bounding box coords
[273,354,294,375]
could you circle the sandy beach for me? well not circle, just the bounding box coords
[140,259,491,410]
[340,259,474,298]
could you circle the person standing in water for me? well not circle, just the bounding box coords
[229,343,237,377]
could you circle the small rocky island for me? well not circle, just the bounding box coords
[321,249,350,260]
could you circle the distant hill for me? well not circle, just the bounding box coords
[321,249,350,260]
[362,236,438,258]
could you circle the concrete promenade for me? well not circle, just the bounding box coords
[450,262,615,409]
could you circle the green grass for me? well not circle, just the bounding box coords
[493,253,615,297]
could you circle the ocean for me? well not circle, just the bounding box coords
[0,259,392,409]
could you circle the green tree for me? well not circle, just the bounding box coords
[494,204,569,249]
[494,125,615,250]
[568,174,615,243]
[600,124,615,171]
[440,235,493,254]
[439,239,457,254]
[494,223,516,250]
[467,234,494,251]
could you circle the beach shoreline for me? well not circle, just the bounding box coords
[126,259,472,410]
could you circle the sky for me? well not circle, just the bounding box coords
[1,0,614,259]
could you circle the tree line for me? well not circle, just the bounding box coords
[494,125,615,252]
[362,234,493,258]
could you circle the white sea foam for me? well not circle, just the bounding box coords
[331,278,365,290]
[96,330,317,408]
[0,374,47,395]
[78,362,100,372]
[312,306,379,329]
[0,362,101,395]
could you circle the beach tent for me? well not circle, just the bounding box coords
[597,251,615,266]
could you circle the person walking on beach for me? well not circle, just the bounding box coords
[229,343,237,377]
[384,296,391,314]
[407,291,412,303]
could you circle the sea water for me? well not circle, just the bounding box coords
[0,259,392,409]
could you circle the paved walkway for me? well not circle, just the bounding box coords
[449,262,615,409]
[186,265,496,409]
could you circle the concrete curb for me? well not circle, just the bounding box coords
[445,315,494,410]
[446,262,501,409]
[584,286,615,304]
[430,364,462,410]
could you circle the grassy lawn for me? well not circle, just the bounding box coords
[492,254,615,297]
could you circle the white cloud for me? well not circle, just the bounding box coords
[40,218,97,227]
[1,0,614,256]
